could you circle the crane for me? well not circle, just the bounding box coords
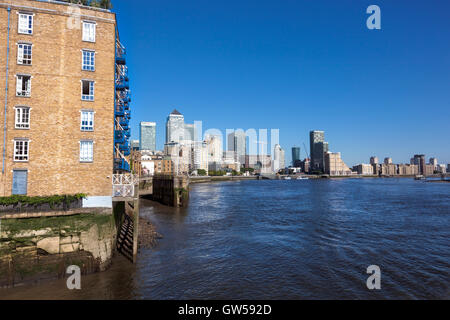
[303,143,310,159]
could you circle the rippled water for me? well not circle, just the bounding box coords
[1,178,449,299]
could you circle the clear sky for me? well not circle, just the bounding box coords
[113,0,450,166]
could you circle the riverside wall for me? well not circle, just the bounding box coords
[0,209,118,288]
[151,175,189,207]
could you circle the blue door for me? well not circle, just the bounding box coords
[12,170,28,195]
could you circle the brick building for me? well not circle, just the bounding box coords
[0,0,131,206]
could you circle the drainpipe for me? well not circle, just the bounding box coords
[2,7,11,174]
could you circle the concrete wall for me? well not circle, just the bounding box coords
[152,175,189,207]
[0,211,116,287]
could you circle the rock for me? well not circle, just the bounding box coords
[37,237,60,254]
[60,243,80,253]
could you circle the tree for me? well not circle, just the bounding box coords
[197,169,207,176]
[67,0,113,9]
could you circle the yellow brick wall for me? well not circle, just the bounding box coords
[0,0,116,197]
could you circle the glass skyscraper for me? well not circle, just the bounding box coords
[309,130,328,172]
[140,122,156,151]
[291,147,301,166]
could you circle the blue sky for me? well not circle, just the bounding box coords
[114,0,450,166]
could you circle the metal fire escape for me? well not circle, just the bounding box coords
[114,34,131,172]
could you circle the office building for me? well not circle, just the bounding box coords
[309,131,328,172]
[292,147,301,167]
[413,154,426,175]
[228,130,246,164]
[166,109,185,144]
[139,122,156,151]
[273,144,285,172]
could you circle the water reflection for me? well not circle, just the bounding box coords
[1,178,449,300]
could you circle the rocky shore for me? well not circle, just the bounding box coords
[138,216,162,249]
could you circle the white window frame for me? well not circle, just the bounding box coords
[82,50,95,71]
[80,140,94,163]
[14,139,30,162]
[16,75,31,97]
[80,110,94,131]
[17,43,32,65]
[14,107,31,129]
[18,13,33,35]
[81,80,94,101]
[82,21,96,42]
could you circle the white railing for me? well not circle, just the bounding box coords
[112,174,138,198]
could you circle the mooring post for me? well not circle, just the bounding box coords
[132,198,139,263]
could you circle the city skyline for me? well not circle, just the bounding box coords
[114,0,450,165]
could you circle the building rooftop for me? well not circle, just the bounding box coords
[170,109,182,115]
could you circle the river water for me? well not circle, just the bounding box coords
[1,178,449,299]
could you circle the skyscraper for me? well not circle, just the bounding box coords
[273,144,285,172]
[228,130,246,164]
[309,131,328,172]
[140,122,156,151]
[166,109,185,144]
[291,147,301,166]
[184,123,195,142]
[413,154,426,175]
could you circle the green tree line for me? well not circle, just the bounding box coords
[65,0,113,10]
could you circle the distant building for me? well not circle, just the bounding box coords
[205,134,223,164]
[140,122,156,151]
[398,164,419,176]
[291,147,301,166]
[436,164,446,174]
[384,157,393,165]
[184,123,195,142]
[380,163,397,176]
[324,152,352,176]
[228,130,246,164]
[429,157,438,169]
[245,155,272,174]
[166,109,185,144]
[131,140,140,151]
[353,164,374,175]
[425,164,434,176]
[370,156,379,165]
[301,158,310,173]
[273,144,285,172]
[310,131,328,173]
[192,141,209,174]
[413,154,426,175]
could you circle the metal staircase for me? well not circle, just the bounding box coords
[114,35,131,172]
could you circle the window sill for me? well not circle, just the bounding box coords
[82,40,96,43]
[17,63,32,66]
[14,160,29,163]
[16,95,31,98]
[18,32,33,36]
[80,161,94,163]
[15,127,30,130]
[81,99,95,102]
